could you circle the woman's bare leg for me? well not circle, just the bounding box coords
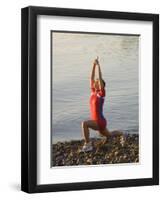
[81,120,99,143]
[99,127,111,138]
[98,129,124,146]
[98,128,112,145]
[111,130,123,136]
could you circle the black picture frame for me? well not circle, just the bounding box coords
[21,6,159,193]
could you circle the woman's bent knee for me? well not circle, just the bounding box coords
[81,121,87,128]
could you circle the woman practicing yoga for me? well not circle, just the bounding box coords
[81,58,111,152]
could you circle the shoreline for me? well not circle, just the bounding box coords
[52,133,139,167]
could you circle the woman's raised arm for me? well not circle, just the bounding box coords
[90,60,96,80]
[97,61,104,89]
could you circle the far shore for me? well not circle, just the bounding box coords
[52,132,139,167]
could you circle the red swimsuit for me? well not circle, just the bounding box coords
[90,80,107,130]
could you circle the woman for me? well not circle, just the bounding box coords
[81,58,111,152]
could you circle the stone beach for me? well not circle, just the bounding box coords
[52,132,139,167]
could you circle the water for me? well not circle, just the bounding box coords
[52,32,139,143]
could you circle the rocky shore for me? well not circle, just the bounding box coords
[52,132,139,166]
